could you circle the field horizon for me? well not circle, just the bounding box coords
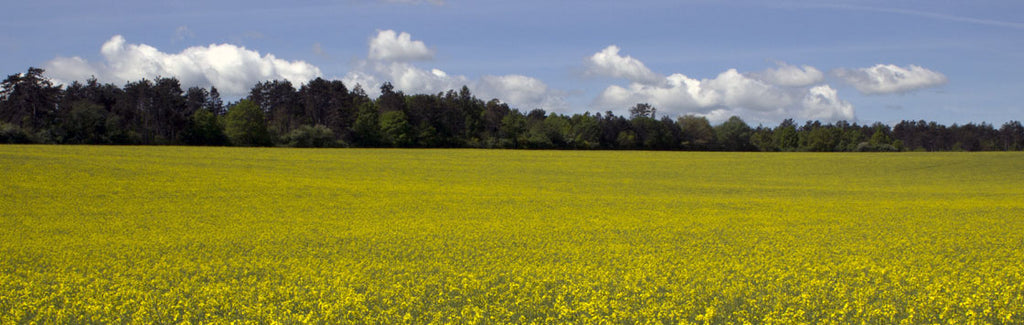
[2,145,1022,323]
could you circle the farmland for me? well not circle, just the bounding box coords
[1,145,1023,323]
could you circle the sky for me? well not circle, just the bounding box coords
[3,0,1023,125]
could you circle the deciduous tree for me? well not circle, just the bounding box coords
[224,99,271,146]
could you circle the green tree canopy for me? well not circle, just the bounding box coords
[380,110,413,147]
[224,99,271,147]
[0,67,60,130]
[353,102,382,147]
[182,108,228,146]
[678,115,715,150]
[715,116,753,151]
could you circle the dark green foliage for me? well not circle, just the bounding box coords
[628,102,656,119]
[0,123,36,143]
[1,66,1020,151]
[0,67,60,131]
[616,130,638,149]
[353,102,381,147]
[60,101,117,144]
[855,142,898,152]
[800,121,838,152]
[869,125,892,147]
[376,82,405,113]
[299,78,353,140]
[479,99,510,145]
[1000,121,1024,150]
[631,116,679,150]
[284,124,337,148]
[837,122,866,152]
[773,119,799,151]
[598,111,630,149]
[715,116,754,151]
[500,110,527,148]
[251,80,302,138]
[380,110,414,147]
[185,87,209,118]
[750,126,774,152]
[568,112,600,149]
[207,87,225,116]
[678,115,716,150]
[224,100,271,147]
[181,109,228,146]
[151,77,187,143]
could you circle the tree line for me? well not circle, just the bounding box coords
[2,67,1023,151]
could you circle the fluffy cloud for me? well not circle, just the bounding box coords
[751,61,824,87]
[671,85,852,124]
[476,75,566,111]
[833,64,947,95]
[44,35,321,96]
[368,30,434,62]
[380,62,465,94]
[346,31,565,111]
[343,61,565,111]
[585,45,661,84]
[800,85,855,121]
[45,56,100,82]
[591,46,853,123]
[707,69,794,109]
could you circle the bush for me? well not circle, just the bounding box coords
[284,125,338,148]
[181,109,228,146]
[0,123,37,144]
[855,141,898,152]
[224,100,272,147]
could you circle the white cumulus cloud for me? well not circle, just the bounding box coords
[343,61,565,112]
[45,56,100,82]
[345,31,566,111]
[585,45,661,84]
[750,61,824,87]
[44,35,321,96]
[591,46,854,124]
[707,69,794,109]
[833,64,947,95]
[476,75,566,111]
[382,62,466,94]
[368,30,434,62]
[800,85,855,121]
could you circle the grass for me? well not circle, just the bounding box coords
[1,145,1022,323]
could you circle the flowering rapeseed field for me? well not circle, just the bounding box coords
[1,146,1022,323]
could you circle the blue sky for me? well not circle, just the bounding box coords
[3,0,1022,125]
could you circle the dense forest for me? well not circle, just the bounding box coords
[2,67,1023,151]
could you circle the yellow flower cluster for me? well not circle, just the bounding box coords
[1,146,1022,323]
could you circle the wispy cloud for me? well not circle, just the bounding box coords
[173,26,194,42]
[788,2,1024,30]
[749,61,824,87]
[832,64,947,95]
[312,42,328,58]
[379,0,446,6]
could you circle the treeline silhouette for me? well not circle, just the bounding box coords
[3,67,1023,151]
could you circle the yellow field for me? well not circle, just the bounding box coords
[1,146,1022,324]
